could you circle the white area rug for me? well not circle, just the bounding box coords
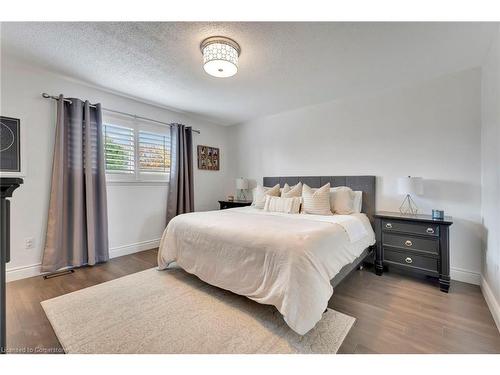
[41,267,355,354]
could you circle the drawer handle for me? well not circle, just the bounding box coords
[405,257,413,264]
[385,223,393,229]
[426,227,435,234]
[405,240,413,247]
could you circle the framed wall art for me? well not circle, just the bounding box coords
[197,145,220,171]
[0,116,21,173]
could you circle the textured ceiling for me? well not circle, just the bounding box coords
[0,22,496,125]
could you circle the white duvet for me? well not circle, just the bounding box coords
[157,207,375,335]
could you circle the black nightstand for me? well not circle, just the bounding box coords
[218,200,253,210]
[374,211,453,293]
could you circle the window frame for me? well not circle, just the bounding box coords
[103,113,171,184]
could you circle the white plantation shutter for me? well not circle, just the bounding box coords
[103,124,135,174]
[103,116,171,182]
[138,130,170,174]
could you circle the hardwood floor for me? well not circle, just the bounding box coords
[5,249,500,354]
[331,267,500,353]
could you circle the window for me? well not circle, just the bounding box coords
[138,130,170,173]
[103,115,170,183]
[104,124,135,174]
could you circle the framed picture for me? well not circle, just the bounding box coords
[0,116,21,173]
[197,145,220,171]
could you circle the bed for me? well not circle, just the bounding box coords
[158,175,376,335]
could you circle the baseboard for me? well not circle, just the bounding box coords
[5,263,44,282]
[481,277,500,333]
[108,238,161,258]
[6,238,161,282]
[450,267,481,285]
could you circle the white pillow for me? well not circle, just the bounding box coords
[252,184,280,209]
[263,196,302,214]
[328,187,363,213]
[352,191,362,213]
[330,186,354,214]
[301,183,332,215]
[281,182,303,198]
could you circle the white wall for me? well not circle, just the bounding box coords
[481,25,500,330]
[1,56,232,281]
[229,68,483,284]
[0,55,488,290]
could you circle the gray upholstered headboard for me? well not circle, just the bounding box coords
[262,175,376,225]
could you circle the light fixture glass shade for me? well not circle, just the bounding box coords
[398,176,424,196]
[201,37,240,78]
[236,178,249,190]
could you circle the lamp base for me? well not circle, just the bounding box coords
[237,189,247,201]
[399,194,418,215]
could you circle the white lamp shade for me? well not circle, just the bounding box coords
[236,178,249,190]
[398,176,423,195]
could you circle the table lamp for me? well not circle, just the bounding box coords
[236,178,249,201]
[397,176,423,215]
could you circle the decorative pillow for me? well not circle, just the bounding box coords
[352,191,363,213]
[252,184,281,209]
[281,182,303,198]
[263,196,302,214]
[330,186,355,214]
[301,183,332,215]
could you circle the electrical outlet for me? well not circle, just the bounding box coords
[25,237,34,249]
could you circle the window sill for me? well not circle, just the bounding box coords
[106,180,169,187]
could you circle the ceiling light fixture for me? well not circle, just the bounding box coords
[200,36,241,78]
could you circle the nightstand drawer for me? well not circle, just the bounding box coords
[383,248,438,273]
[382,219,439,237]
[383,233,439,255]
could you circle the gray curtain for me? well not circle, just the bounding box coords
[166,123,194,223]
[42,95,109,272]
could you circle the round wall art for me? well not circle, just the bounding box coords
[0,116,21,172]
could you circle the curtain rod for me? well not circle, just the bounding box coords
[41,93,201,134]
